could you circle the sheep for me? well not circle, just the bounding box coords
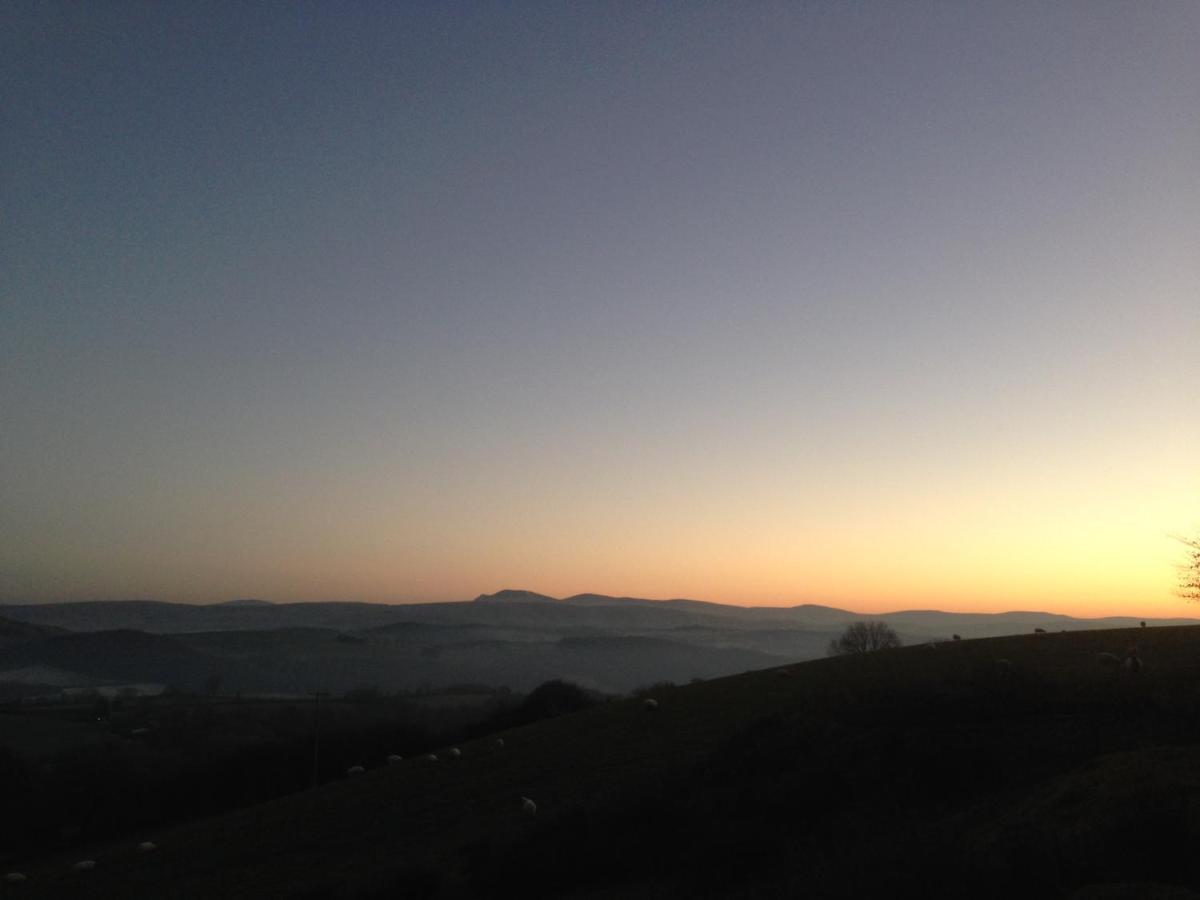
[1097,652,1122,669]
[71,861,96,872]
[1034,628,1047,634]
[137,841,157,853]
[1123,646,1143,673]
[495,738,505,749]
[643,698,659,710]
[346,765,365,776]
[4,873,26,883]
[521,796,537,816]
[952,634,962,642]
[448,747,461,758]
[426,753,438,762]
[387,754,403,764]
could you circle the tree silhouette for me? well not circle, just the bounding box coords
[1180,534,1200,601]
[827,621,902,656]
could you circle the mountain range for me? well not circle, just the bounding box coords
[1,592,1192,695]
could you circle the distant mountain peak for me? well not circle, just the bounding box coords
[564,593,654,607]
[472,589,560,604]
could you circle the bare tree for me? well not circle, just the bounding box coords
[1180,534,1200,601]
[827,621,902,656]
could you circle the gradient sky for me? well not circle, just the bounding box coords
[3,3,1197,615]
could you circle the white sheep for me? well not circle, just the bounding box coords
[138,841,157,852]
[346,765,365,776]
[426,753,438,762]
[521,796,537,816]
[494,738,505,749]
[643,698,659,710]
[72,860,96,871]
[387,754,403,764]
[4,873,26,883]
[448,747,461,758]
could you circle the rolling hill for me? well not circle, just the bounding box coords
[5,593,1192,639]
[4,595,1195,696]
[7,625,1200,898]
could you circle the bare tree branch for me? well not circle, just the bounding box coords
[827,621,902,656]
[1179,534,1200,602]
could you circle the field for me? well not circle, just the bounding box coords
[5,626,1200,898]
[0,690,512,869]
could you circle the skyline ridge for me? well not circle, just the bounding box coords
[4,589,1197,624]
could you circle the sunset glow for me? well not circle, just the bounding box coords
[3,4,1197,618]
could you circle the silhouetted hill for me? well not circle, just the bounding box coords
[4,596,1196,697]
[472,589,559,604]
[562,593,661,606]
[11,625,1200,898]
[6,595,1193,640]
[4,597,1195,696]
[0,600,433,634]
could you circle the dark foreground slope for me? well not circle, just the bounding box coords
[9,626,1200,900]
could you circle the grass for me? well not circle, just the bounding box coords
[6,625,1200,898]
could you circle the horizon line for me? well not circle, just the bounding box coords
[2,591,1197,622]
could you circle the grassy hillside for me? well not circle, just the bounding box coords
[7,626,1200,898]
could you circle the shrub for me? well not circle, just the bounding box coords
[827,621,902,656]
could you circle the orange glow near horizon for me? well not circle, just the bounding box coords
[19,430,1195,620]
[4,5,1197,622]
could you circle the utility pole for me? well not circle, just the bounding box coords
[308,690,327,788]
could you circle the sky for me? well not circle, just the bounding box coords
[3,2,1197,616]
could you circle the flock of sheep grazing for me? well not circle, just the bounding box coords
[10,632,1154,890]
[0,694,662,888]
[944,630,1149,678]
[4,842,156,884]
[0,623,1163,890]
[353,744,463,775]
[921,629,1152,688]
